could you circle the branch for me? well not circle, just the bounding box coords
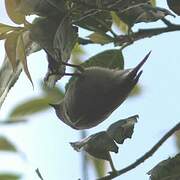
[116,23,180,46]
[98,122,180,180]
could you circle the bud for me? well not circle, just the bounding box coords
[51,52,151,130]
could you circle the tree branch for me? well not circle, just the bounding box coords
[115,23,180,46]
[97,122,180,180]
[78,23,180,46]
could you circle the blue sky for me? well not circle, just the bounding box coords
[0,1,180,180]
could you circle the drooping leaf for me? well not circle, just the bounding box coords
[70,131,118,161]
[107,115,138,144]
[16,34,33,87]
[5,0,25,24]
[0,23,17,34]
[0,31,40,109]
[111,11,128,33]
[88,32,113,45]
[5,32,19,71]
[0,136,17,152]
[41,85,64,100]
[89,157,106,177]
[150,0,156,6]
[129,85,142,97]
[53,16,78,63]
[30,17,60,56]
[148,153,180,180]
[71,43,85,65]
[9,97,52,119]
[0,174,20,180]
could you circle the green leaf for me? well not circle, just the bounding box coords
[71,131,118,161]
[0,23,16,34]
[0,137,17,152]
[0,174,20,180]
[90,158,106,177]
[16,34,34,87]
[5,32,19,71]
[5,0,25,24]
[148,153,180,180]
[88,32,113,45]
[150,0,156,7]
[9,97,52,119]
[53,16,78,63]
[129,85,142,97]
[107,115,138,144]
[111,11,128,33]
[74,11,112,33]
[82,49,124,69]
[41,85,64,101]
[71,43,85,64]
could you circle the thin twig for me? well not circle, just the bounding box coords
[97,122,180,180]
[35,168,44,180]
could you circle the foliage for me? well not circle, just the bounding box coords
[0,0,180,179]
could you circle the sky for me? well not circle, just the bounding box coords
[0,1,180,180]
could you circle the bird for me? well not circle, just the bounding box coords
[50,51,151,130]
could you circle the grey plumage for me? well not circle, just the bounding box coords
[51,51,151,130]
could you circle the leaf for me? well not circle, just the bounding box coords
[71,43,85,65]
[16,34,33,87]
[5,32,19,71]
[129,85,142,97]
[111,11,128,33]
[70,131,118,161]
[107,115,138,144]
[9,97,52,119]
[90,158,106,177]
[0,174,20,180]
[82,49,124,69]
[88,32,113,45]
[150,0,156,7]
[148,153,180,180]
[41,85,64,101]
[0,23,16,34]
[74,11,112,33]
[118,3,174,27]
[53,16,78,63]
[0,137,17,152]
[0,31,40,109]
[5,0,25,24]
